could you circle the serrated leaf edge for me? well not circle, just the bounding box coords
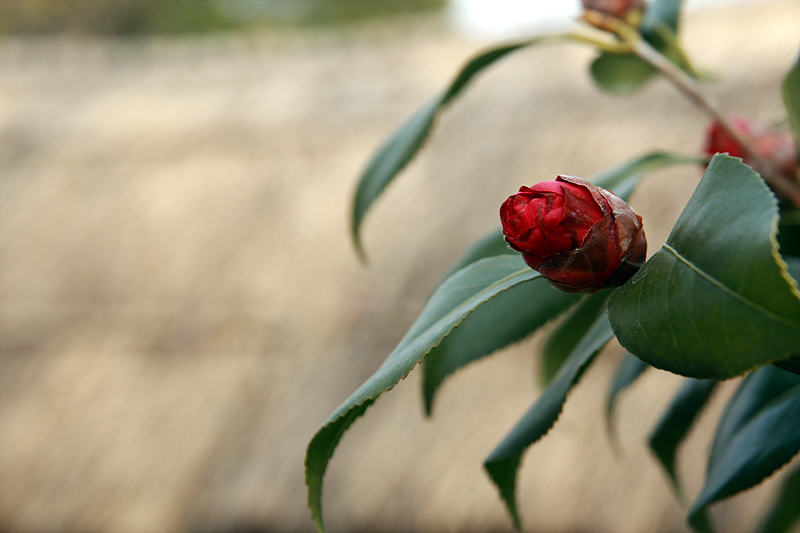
[483,317,614,531]
[663,243,800,332]
[423,293,580,417]
[305,263,540,533]
[351,39,545,258]
[772,230,800,301]
[484,346,605,530]
[689,384,800,525]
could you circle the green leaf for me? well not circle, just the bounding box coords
[541,292,610,385]
[648,378,717,499]
[305,256,540,533]
[606,353,649,438]
[608,155,800,379]
[782,50,800,144]
[484,314,615,531]
[589,151,704,197]
[351,39,546,259]
[590,53,657,95]
[756,462,800,533]
[641,5,685,61]
[709,366,800,470]
[423,277,580,415]
[688,383,800,530]
[645,0,682,32]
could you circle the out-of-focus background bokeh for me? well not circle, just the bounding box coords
[1,1,799,532]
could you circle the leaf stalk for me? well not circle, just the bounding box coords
[630,35,800,208]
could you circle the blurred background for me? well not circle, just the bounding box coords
[1,0,799,532]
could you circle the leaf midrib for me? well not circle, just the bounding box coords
[394,266,535,367]
[663,243,800,331]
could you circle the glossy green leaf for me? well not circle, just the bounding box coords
[645,0,682,31]
[590,53,657,95]
[541,292,610,385]
[783,50,800,144]
[649,378,717,499]
[606,353,649,438]
[423,278,580,415]
[640,1,687,62]
[709,366,800,469]
[688,383,800,530]
[351,39,546,259]
[589,151,705,197]
[755,462,800,533]
[423,151,701,411]
[484,314,615,531]
[608,155,800,379]
[700,367,800,532]
[305,256,540,533]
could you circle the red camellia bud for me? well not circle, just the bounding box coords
[582,0,644,18]
[500,176,646,293]
[581,0,645,29]
[703,117,799,180]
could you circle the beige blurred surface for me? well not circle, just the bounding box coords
[2,2,800,532]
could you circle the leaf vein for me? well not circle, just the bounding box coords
[663,244,800,331]
[665,257,678,349]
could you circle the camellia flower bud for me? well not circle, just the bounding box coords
[500,176,646,293]
[581,0,645,30]
[704,117,799,180]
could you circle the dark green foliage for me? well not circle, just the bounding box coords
[306,16,800,533]
[756,463,800,533]
[649,378,717,498]
[306,256,541,532]
[690,380,800,531]
[541,292,609,385]
[606,354,650,437]
[484,314,615,530]
[351,41,543,258]
[609,155,800,378]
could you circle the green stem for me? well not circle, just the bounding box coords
[648,21,701,80]
[631,36,800,208]
[562,32,632,54]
